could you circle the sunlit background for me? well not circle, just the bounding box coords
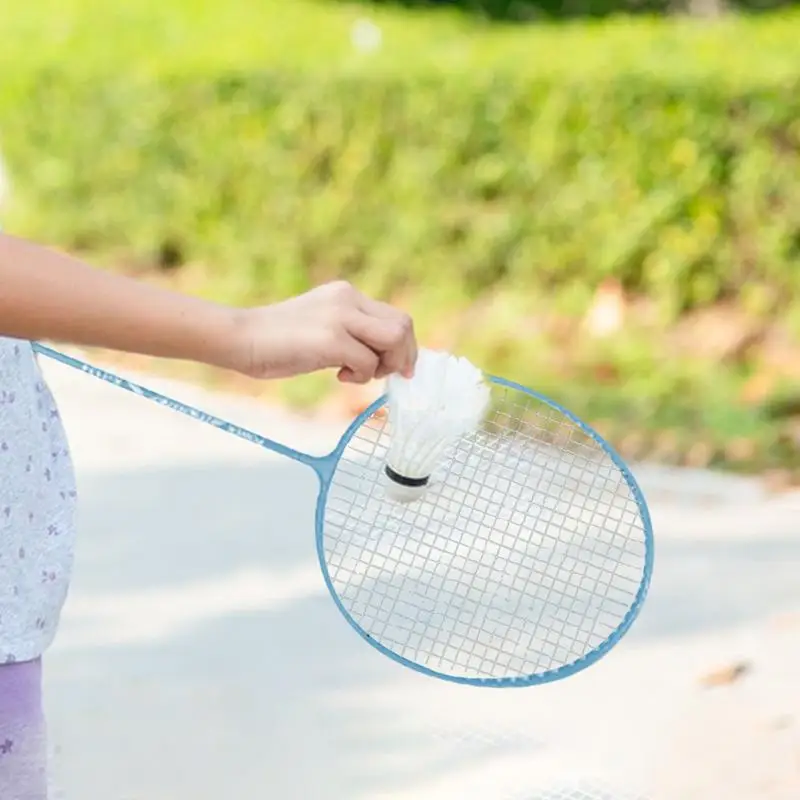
[2,0,799,798]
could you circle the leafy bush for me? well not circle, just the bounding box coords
[345,0,797,21]
[2,3,800,472]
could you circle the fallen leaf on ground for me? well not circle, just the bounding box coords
[684,440,715,468]
[724,437,758,463]
[763,469,797,494]
[698,661,751,688]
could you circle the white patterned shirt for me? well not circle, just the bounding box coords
[0,337,78,663]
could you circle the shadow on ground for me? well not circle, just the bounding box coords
[43,460,800,799]
[48,461,541,800]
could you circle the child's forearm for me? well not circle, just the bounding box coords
[0,233,241,368]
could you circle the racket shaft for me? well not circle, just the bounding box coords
[33,343,319,467]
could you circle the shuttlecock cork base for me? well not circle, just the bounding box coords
[382,464,431,503]
[383,349,491,504]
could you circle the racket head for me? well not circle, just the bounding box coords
[315,375,654,688]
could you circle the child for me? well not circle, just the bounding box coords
[0,231,417,798]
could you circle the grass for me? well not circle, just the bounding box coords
[1,0,799,85]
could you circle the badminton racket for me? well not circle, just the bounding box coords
[34,342,654,688]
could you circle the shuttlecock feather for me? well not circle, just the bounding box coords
[383,349,491,503]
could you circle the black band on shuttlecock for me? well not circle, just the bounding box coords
[384,465,429,488]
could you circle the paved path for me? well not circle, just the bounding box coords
[38,352,800,800]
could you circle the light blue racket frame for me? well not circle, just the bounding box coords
[34,342,654,688]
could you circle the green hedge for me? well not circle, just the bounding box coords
[2,7,800,472]
[4,69,800,314]
[355,0,797,21]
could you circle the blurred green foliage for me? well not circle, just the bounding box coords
[345,0,798,22]
[2,1,800,473]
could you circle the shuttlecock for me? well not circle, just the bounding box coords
[383,349,491,503]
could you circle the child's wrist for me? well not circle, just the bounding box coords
[187,302,249,373]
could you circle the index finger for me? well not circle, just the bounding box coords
[344,308,408,373]
[355,296,418,378]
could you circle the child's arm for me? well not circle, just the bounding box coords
[0,233,238,369]
[0,233,416,383]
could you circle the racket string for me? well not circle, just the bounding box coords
[322,384,649,682]
[470,410,640,666]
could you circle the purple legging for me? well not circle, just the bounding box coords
[0,658,48,799]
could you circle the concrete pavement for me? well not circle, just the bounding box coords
[37,351,800,799]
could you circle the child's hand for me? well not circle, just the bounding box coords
[230,281,417,384]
